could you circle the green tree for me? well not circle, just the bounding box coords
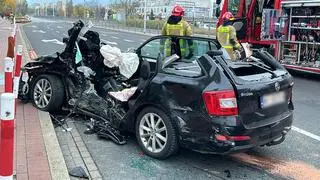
[0,0,16,13]
[111,0,139,18]
[67,0,73,17]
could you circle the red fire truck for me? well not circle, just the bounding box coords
[215,0,282,57]
[215,0,320,75]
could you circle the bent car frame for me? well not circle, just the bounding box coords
[18,20,294,159]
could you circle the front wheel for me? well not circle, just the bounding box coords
[31,74,65,112]
[135,107,179,159]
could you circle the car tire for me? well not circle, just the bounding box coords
[135,107,179,159]
[31,74,65,112]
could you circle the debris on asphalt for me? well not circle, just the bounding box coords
[224,169,231,178]
[69,166,89,179]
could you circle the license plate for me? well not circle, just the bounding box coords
[260,91,285,108]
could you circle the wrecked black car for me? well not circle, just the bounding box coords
[18,20,294,159]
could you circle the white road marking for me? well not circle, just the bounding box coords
[32,30,46,33]
[104,31,119,35]
[112,36,119,39]
[292,126,320,142]
[124,39,134,43]
[101,39,118,45]
[57,26,63,29]
[56,31,60,34]
[42,39,64,45]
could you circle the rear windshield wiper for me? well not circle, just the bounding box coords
[246,56,272,70]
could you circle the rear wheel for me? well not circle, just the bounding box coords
[31,74,64,112]
[135,107,178,159]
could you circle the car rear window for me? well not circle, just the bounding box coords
[162,60,203,78]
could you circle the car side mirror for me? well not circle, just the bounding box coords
[135,48,141,55]
[63,37,69,43]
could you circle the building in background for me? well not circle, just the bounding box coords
[136,0,216,20]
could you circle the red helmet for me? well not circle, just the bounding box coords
[222,12,234,21]
[172,5,185,17]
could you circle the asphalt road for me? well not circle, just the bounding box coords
[23,18,320,180]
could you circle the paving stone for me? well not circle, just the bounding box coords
[83,157,95,166]
[78,146,88,153]
[80,151,91,158]
[74,136,83,142]
[90,170,102,179]
[71,152,81,158]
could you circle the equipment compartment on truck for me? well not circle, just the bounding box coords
[280,0,320,75]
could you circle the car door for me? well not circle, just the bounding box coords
[136,36,173,73]
[150,37,219,111]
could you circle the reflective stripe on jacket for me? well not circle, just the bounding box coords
[161,20,192,57]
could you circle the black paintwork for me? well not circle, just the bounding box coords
[19,21,294,154]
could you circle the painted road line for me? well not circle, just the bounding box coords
[32,30,46,33]
[102,31,119,35]
[56,31,60,34]
[124,39,134,43]
[292,126,320,142]
[101,39,118,45]
[112,36,119,39]
[42,39,64,45]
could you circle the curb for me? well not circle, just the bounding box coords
[19,23,38,60]
[18,24,70,180]
[38,111,70,180]
[19,20,103,180]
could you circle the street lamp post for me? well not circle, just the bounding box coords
[143,0,147,34]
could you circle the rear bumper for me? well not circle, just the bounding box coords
[178,111,293,154]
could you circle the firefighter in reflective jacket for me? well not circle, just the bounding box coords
[217,12,241,61]
[161,5,193,58]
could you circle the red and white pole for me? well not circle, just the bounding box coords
[4,57,14,93]
[13,45,23,99]
[0,93,15,180]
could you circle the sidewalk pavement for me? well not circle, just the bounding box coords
[0,19,69,180]
[17,19,104,180]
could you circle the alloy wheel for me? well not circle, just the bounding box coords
[33,79,52,108]
[139,113,168,153]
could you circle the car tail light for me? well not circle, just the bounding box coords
[228,136,251,141]
[203,90,238,116]
[215,134,251,142]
